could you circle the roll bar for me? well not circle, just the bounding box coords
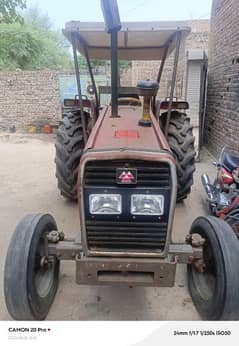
[101,0,121,117]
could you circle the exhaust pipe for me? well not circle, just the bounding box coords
[201,173,216,202]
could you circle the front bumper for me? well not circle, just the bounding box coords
[76,256,176,287]
[47,236,203,287]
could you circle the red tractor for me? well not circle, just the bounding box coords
[4,0,239,321]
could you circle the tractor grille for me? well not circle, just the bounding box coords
[84,159,171,187]
[86,220,168,251]
[84,159,171,252]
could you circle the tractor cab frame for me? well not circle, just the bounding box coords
[63,19,190,141]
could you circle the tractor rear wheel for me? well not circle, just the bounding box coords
[161,111,196,202]
[55,111,87,201]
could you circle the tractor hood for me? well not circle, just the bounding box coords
[78,104,177,259]
[85,105,171,153]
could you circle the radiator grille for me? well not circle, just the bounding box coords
[86,220,168,251]
[84,159,171,252]
[84,160,171,187]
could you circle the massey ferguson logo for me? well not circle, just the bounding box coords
[116,168,137,184]
[119,171,134,183]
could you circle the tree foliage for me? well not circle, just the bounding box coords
[0,4,132,73]
[0,0,26,24]
[0,24,40,69]
[0,6,72,70]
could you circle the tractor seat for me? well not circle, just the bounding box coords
[223,152,239,172]
[118,92,139,99]
[118,97,141,106]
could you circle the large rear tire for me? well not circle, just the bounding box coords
[187,216,239,320]
[55,111,86,201]
[161,111,196,202]
[4,214,60,320]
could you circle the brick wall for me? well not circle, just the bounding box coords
[0,21,210,133]
[129,20,210,99]
[0,70,61,132]
[205,0,239,155]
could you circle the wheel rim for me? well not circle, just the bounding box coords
[34,235,56,298]
[191,238,217,301]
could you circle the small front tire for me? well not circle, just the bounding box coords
[187,216,239,320]
[4,214,60,320]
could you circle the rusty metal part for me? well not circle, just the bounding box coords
[185,233,206,272]
[47,230,65,243]
[47,237,203,263]
[168,243,203,264]
[46,236,206,284]
[48,240,82,260]
[75,256,177,287]
[186,233,206,247]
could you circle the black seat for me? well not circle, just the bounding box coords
[222,152,239,172]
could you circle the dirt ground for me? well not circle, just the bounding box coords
[0,133,215,320]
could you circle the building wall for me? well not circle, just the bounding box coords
[0,70,61,132]
[205,0,239,155]
[130,20,210,99]
[186,60,203,126]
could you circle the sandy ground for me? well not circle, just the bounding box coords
[0,133,215,320]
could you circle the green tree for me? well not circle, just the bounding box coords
[24,5,52,30]
[0,6,72,71]
[0,23,41,69]
[0,0,26,23]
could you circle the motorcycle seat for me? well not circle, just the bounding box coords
[223,152,239,172]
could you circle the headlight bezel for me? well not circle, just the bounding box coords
[85,188,167,219]
[89,193,122,215]
[130,194,164,216]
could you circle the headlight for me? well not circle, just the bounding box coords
[131,194,164,215]
[89,194,122,214]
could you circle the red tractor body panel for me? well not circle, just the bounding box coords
[85,105,171,152]
[78,105,177,259]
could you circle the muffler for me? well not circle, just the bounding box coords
[201,173,216,202]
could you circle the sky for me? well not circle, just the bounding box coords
[27,0,213,29]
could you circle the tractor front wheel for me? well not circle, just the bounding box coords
[4,214,60,320]
[187,216,239,320]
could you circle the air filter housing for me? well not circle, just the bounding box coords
[137,80,159,127]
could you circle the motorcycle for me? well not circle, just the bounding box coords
[201,146,239,238]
